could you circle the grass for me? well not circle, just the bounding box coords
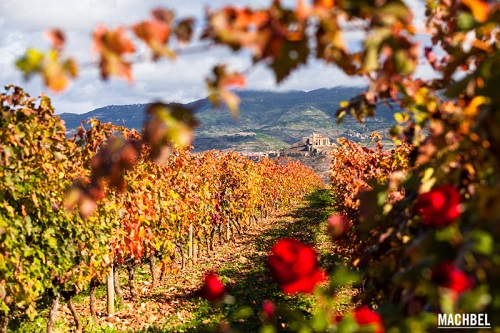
[9,189,356,333]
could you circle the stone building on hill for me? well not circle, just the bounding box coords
[305,133,331,152]
[282,132,335,157]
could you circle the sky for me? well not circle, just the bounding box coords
[0,0,427,115]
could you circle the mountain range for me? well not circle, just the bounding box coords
[59,87,398,152]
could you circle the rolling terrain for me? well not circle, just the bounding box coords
[60,87,398,152]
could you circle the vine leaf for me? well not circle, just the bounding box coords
[44,29,66,51]
[461,0,490,23]
[206,65,246,117]
[270,39,309,83]
[143,103,198,164]
[93,25,136,82]
[174,18,195,44]
[15,48,78,93]
[133,9,175,60]
[16,30,77,92]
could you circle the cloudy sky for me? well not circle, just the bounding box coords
[0,0,426,114]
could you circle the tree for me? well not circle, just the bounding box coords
[8,0,500,331]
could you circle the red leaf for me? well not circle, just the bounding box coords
[44,29,66,51]
[152,8,174,24]
[221,72,246,88]
[174,18,195,44]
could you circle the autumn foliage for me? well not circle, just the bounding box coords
[329,135,410,216]
[0,86,323,328]
[7,0,500,331]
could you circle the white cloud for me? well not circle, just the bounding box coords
[1,0,425,115]
[404,0,427,29]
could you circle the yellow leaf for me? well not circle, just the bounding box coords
[464,95,489,117]
[394,112,409,124]
[32,193,39,208]
[220,90,240,118]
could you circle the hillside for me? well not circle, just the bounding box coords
[59,87,398,152]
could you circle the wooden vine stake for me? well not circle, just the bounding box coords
[89,279,98,322]
[149,254,158,289]
[46,294,60,333]
[114,264,123,296]
[193,241,198,264]
[107,265,115,316]
[126,262,137,298]
[189,223,193,259]
[0,315,7,333]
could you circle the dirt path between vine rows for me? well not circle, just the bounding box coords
[39,190,355,333]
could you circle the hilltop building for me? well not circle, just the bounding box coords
[282,133,334,156]
[305,133,331,152]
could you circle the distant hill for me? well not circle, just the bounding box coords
[59,87,398,152]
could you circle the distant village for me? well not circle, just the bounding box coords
[243,132,338,161]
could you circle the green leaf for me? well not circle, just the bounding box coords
[143,102,198,163]
[230,306,253,321]
[15,48,44,79]
[47,236,58,249]
[435,226,456,242]
[336,316,359,333]
[336,110,346,124]
[379,2,411,21]
[260,325,277,333]
[270,39,310,83]
[311,312,328,332]
[470,230,493,255]
[364,47,378,72]
[329,266,360,289]
[457,12,477,31]
[394,49,414,74]
[460,284,492,312]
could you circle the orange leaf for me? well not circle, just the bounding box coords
[44,70,68,92]
[93,25,135,81]
[93,25,135,55]
[133,20,175,60]
[221,73,246,88]
[296,0,312,21]
[134,20,170,45]
[462,0,490,23]
[314,0,335,10]
[102,54,134,82]
[42,50,78,92]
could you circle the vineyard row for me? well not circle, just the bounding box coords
[0,89,324,332]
